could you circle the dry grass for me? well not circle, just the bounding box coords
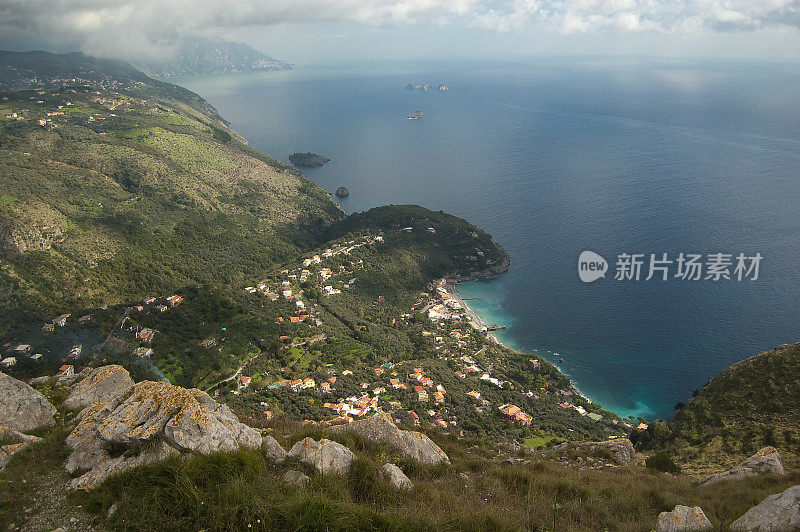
[70,425,800,531]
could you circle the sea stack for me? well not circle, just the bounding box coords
[335,187,349,198]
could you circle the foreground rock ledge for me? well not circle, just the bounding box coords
[656,505,712,532]
[287,437,355,475]
[730,484,800,531]
[63,364,134,410]
[66,374,262,490]
[329,413,449,465]
[699,446,784,487]
[0,371,56,433]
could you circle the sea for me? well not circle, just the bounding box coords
[177,58,800,420]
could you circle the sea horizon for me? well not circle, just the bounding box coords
[177,58,800,420]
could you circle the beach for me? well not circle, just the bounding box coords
[444,282,502,346]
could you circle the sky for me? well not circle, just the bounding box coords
[1,0,799,63]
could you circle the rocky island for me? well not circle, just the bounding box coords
[288,152,330,167]
[404,82,448,92]
[405,82,429,91]
[406,110,424,120]
[335,186,349,198]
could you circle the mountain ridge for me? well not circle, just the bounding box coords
[139,36,292,78]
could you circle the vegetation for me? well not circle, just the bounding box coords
[0,52,341,337]
[3,50,799,532]
[637,343,800,474]
[45,428,800,530]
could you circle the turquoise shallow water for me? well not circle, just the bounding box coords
[179,59,800,420]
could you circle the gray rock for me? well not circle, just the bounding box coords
[283,469,310,488]
[329,413,449,465]
[700,447,784,487]
[656,505,713,532]
[263,435,287,461]
[65,402,118,474]
[0,372,56,432]
[287,437,355,475]
[0,426,41,469]
[380,463,412,490]
[98,381,262,453]
[553,438,635,466]
[65,380,262,490]
[70,439,179,491]
[0,442,30,470]
[63,365,134,410]
[0,425,43,444]
[730,485,800,531]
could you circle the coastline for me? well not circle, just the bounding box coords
[447,280,601,413]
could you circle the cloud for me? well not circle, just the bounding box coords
[0,0,798,61]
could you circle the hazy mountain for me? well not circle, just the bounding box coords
[142,36,292,78]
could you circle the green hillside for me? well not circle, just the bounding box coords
[0,51,341,336]
[638,343,800,473]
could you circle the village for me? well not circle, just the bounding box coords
[223,231,623,437]
[0,227,626,443]
[1,80,185,136]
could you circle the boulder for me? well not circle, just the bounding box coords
[0,372,56,432]
[329,413,449,465]
[70,440,179,491]
[98,381,262,454]
[0,442,31,470]
[656,505,713,532]
[380,463,412,490]
[730,485,800,531]
[284,469,310,489]
[63,365,134,410]
[263,435,287,461]
[700,447,784,487]
[553,438,635,466]
[287,437,355,475]
[65,380,262,490]
[0,425,43,444]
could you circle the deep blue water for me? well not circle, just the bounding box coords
[179,60,800,420]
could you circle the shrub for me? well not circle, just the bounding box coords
[646,452,681,474]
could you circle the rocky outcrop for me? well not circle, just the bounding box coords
[553,438,635,467]
[700,447,784,487]
[380,463,412,490]
[730,485,800,531]
[72,439,180,491]
[0,442,31,470]
[288,152,329,167]
[0,425,44,444]
[0,372,56,432]
[335,187,349,198]
[656,506,712,532]
[63,365,134,410]
[284,469,310,489]
[263,435,287,461]
[98,381,262,454]
[287,437,355,475]
[65,380,262,490]
[329,413,449,465]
